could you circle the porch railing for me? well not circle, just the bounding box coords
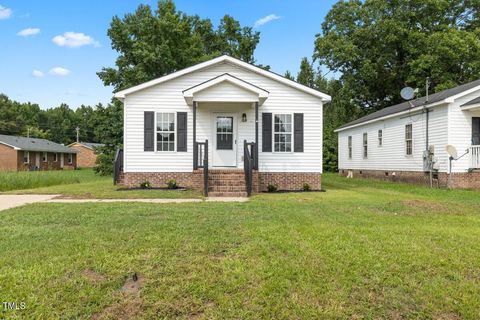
[470,145,480,169]
[244,141,255,196]
[194,140,209,196]
[113,148,124,185]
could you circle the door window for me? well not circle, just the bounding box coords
[216,116,233,150]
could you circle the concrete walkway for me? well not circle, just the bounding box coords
[0,195,248,211]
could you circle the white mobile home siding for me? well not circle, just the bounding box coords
[123,62,323,173]
[338,105,449,172]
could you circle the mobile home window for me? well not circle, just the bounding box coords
[348,136,352,159]
[156,112,175,152]
[378,129,383,147]
[42,152,48,162]
[363,133,368,158]
[23,151,29,164]
[274,114,292,152]
[68,153,73,164]
[405,124,413,156]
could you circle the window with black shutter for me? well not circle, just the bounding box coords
[262,113,272,152]
[177,112,187,152]
[144,111,154,151]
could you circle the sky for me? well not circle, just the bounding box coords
[0,0,337,109]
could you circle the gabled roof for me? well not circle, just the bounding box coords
[182,73,269,106]
[0,134,77,153]
[114,55,331,102]
[68,142,105,150]
[461,96,480,109]
[336,79,480,132]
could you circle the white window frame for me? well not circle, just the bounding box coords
[363,133,368,158]
[405,124,413,156]
[23,151,29,164]
[155,112,176,152]
[42,152,48,162]
[378,129,383,147]
[54,153,58,162]
[272,113,294,153]
[348,136,352,159]
[68,153,73,164]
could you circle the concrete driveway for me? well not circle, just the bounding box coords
[0,195,60,211]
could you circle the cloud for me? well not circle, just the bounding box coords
[254,14,281,28]
[0,5,12,19]
[52,32,99,48]
[49,67,70,76]
[32,70,44,78]
[17,28,40,37]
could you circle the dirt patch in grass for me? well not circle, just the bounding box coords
[120,273,143,296]
[92,298,144,320]
[188,301,216,320]
[81,269,106,282]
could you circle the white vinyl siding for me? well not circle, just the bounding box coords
[338,104,449,173]
[123,61,324,173]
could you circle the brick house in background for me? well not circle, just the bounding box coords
[67,142,104,168]
[0,134,77,171]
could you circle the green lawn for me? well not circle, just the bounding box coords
[2,169,202,199]
[1,174,480,319]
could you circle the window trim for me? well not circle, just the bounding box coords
[23,151,29,164]
[155,111,177,153]
[53,153,58,162]
[378,129,383,147]
[68,153,73,164]
[348,136,352,159]
[42,152,48,163]
[405,123,413,157]
[272,113,294,153]
[363,132,368,158]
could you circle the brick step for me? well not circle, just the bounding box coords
[209,186,246,192]
[208,169,244,174]
[208,191,248,197]
[209,180,246,186]
[209,177,245,181]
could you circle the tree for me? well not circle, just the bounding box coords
[314,0,480,112]
[98,0,260,91]
[297,57,315,88]
[284,70,295,81]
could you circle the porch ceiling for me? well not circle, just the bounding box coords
[183,73,269,106]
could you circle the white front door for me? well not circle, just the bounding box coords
[213,113,237,167]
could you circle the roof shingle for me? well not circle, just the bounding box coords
[0,134,77,153]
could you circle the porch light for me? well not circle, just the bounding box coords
[242,113,247,122]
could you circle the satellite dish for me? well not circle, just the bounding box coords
[446,145,458,159]
[400,87,415,100]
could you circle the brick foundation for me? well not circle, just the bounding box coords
[339,169,480,189]
[120,170,322,193]
[258,172,322,191]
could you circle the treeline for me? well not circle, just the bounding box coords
[0,94,122,147]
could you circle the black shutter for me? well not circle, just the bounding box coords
[262,113,272,152]
[177,112,187,152]
[144,111,154,151]
[473,117,480,145]
[294,113,304,152]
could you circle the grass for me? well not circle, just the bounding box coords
[0,169,97,191]
[2,169,202,199]
[1,174,480,319]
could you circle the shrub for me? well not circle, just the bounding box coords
[94,153,113,176]
[267,183,278,192]
[303,183,311,191]
[167,179,178,189]
[140,181,151,189]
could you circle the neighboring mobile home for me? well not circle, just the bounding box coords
[67,142,104,168]
[0,134,77,171]
[335,79,480,189]
[114,55,331,196]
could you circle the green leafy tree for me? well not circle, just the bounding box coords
[297,57,315,88]
[314,0,480,112]
[98,0,260,91]
[284,70,295,81]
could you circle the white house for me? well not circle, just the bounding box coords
[335,79,480,189]
[114,55,331,196]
